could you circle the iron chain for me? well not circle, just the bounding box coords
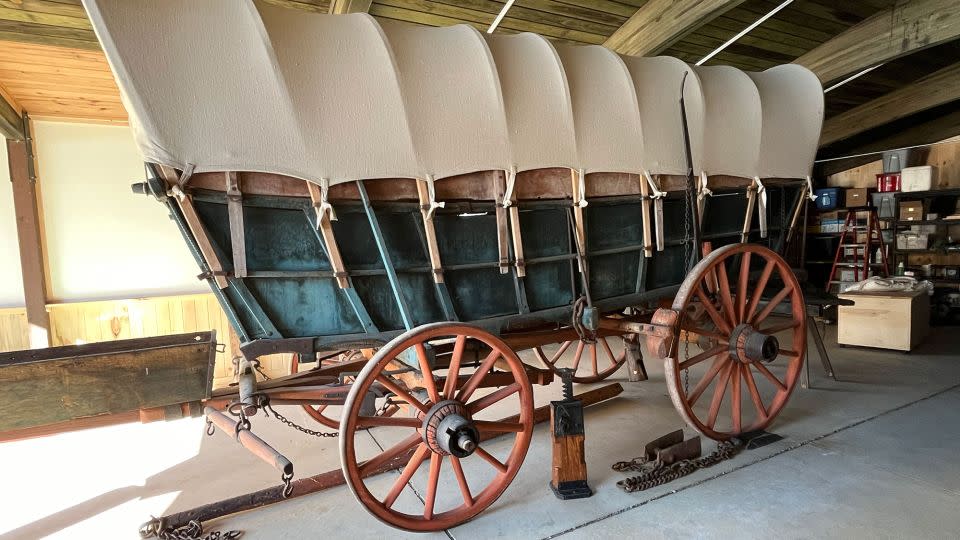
[141,519,242,540]
[613,439,742,493]
[262,398,338,438]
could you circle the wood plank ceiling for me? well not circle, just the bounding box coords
[0,0,959,163]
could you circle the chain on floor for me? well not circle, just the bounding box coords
[612,439,742,493]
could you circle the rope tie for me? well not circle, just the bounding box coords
[317,178,337,222]
[502,166,517,207]
[424,174,445,219]
[697,170,713,201]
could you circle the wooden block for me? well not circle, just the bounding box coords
[416,179,445,284]
[550,425,587,486]
[307,181,350,289]
[225,172,247,278]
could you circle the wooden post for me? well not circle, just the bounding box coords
[741,181,757,244]
[570,169,586,256]
[7,135,50,348]
[156,165,229,289]
[493,172,511,275]
[225,172,247,278]
[415,179,445,284]
[639,173,653,257]
[306,181,349,289]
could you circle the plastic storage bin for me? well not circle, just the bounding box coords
[815,188,841,210]
[901,166,935,192]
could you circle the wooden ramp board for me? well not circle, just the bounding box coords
[0,331,217,432]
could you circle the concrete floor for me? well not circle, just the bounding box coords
[2,324,959,539]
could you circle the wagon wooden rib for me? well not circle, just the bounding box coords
[84,0,823,532]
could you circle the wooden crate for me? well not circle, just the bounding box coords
[838,289,929,351]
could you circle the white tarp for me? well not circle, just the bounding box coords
[748,65,824,179]
[485,33,577,172]
[694,65,763,179]
[621,56,704,175]
[556,44,644,174]
[83,0,823,189]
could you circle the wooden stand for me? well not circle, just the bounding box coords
[549,369,592,499]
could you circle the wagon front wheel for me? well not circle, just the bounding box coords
[665,243,805,440]
[339,322,534,532]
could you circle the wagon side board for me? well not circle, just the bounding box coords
[0,332,217,432]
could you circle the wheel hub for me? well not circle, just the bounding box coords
[728,323,779,364]
[421,400,479,457]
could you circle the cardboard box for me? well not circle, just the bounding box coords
[820,210,840,222]
[845,188,869,208]
[899,201,923,221]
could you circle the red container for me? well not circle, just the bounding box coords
[876,172,900,192]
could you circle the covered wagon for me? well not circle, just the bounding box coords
[84,0,823,532]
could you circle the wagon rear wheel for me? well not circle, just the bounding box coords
[290,350,400,429]
[533,334,629,383]
[666,243,805,440]
[340,322,534,532]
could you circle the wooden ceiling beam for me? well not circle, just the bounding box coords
[328,0,372,14]
[604,0,746,56]
[795,0,960,85]
[817,106,960,177]
[820,62,960,146]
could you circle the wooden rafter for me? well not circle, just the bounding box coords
[820,62,960,146]
[328,0,372,14]
[0,82,23,140]
[795,0,960,85]
[818,106,960,177]
[604,0,746,56]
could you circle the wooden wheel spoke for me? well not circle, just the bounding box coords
[570,340,586,373]
[376,375,428,415]
[356,416,421,429]
[730,364,742,433]
[474,445,508,474]
[715,260,738,328]
[456,350,501,404]
[679,324,728,343]
[742,365,768,420]
[450,456,474,508]
[383,444,429,509]
[759,319,800,335]
[679,344,726,370]
[750,285,793,326]
[473,420,525,433]
[707,362,734,429]
[551,340,573,364]
[694,287,732,334]
[599,337,619,368]
[778,348,800,357]
[358,432,422,476]
[752,361,787,392]
[590,343,598,375]
[443,335,467,399]
[745,259,776,323]
[737,252,751,324]
[688,354,730,406]
[467,383,520,414]
[423,453,443,520]
[416,343,440,405]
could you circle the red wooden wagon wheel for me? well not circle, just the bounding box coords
[289,350,399,429]
[532,334,630,383]
[665,243,805,440]
[340,322,534,532]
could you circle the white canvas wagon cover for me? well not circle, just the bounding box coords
[83,0,824,189]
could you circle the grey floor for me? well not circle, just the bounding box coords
[2,325,959,539]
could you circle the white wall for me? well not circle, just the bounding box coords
[0,142,26,307]
[34,121,207,302]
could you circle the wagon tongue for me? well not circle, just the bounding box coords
[729,324,779,363]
